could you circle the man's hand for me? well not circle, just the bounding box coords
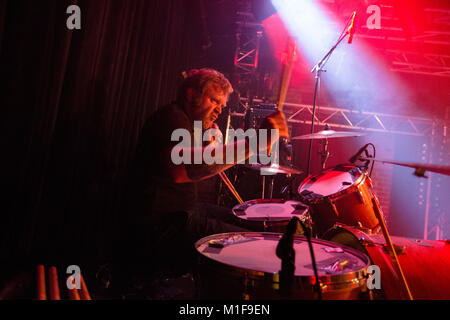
[259,111,289,152]
[205,122,223,145]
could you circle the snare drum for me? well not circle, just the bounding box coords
[232,199,311,233]
[298,165,380,235]
[195,232,371,300]
[322,225,450,299]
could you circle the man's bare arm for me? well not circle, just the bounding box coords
[164,138,253,183]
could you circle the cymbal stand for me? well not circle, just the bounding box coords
[319,138,330,170]
[261,175,275,200]
[262,176,265,199]
[319,125,331,169]
[269,176,275,199]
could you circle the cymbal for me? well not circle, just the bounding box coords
[360,157,450,177]
[292,129,365,140]
[245,163,303,175]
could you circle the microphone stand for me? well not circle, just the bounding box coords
[307,30,351,176]
[276,216,322,299]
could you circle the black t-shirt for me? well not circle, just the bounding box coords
[125,103,197,220]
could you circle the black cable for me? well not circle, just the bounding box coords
[350,142,377,177]
[365,143,376,177]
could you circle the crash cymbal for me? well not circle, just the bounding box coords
[292,129,365,140]
[245,163,303,175]
[359,157,450,177]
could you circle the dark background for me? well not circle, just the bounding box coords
[0,0,216,268]
[1,0,449,275]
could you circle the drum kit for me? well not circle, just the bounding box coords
[195,30,450,300]
[196,127,450,300]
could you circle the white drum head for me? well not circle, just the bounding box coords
[298,167,363,197]
[196,233,369,277]
[233,200,308,221]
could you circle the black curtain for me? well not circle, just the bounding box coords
[0,0,205,267]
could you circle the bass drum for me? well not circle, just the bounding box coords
[322,225,450,300]
[195,232,371,300]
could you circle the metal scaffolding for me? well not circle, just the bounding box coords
[357,4,450,78]
[284,101,440,137]
[386,50,450,77]
[233,7,263,74]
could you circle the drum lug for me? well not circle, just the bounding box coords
[356,222,373,234]
[357,189,365,204]
[359,238,376,247]
[330,201,339,217]
[366,177,373,188]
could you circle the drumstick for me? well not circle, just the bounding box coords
[48,266,61,300]
[272,37,296,158]
[277,37,297,112]
[36,265,47,300]
[79,274,92,300]
[372,196,414,300]
[219,172,243,203]
[219,172,244,204]
[66,275,81,300]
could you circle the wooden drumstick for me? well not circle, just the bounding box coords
[36,265,47,300]
[219,172,244,204]
[79,274,92,300]
[270,37,296,159]
[372,196,414,300]
[66,275,81,300]
[277,37,297,112]
[48,266,61,300]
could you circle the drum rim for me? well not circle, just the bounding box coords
[195,231,371,293]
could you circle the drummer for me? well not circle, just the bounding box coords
[118,69,289,272]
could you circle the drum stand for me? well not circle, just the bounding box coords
[371,195,414,300]
[261,176,275,199]
[319,136,330,170]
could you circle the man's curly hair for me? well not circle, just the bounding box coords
[177,68,233,104]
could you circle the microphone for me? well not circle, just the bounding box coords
[347,11,357,44]
[349,143,370,163]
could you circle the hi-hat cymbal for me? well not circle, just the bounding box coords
[245,163,303,175]
[292,129,365,140]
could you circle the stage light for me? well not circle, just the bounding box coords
[269,0,411,113]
